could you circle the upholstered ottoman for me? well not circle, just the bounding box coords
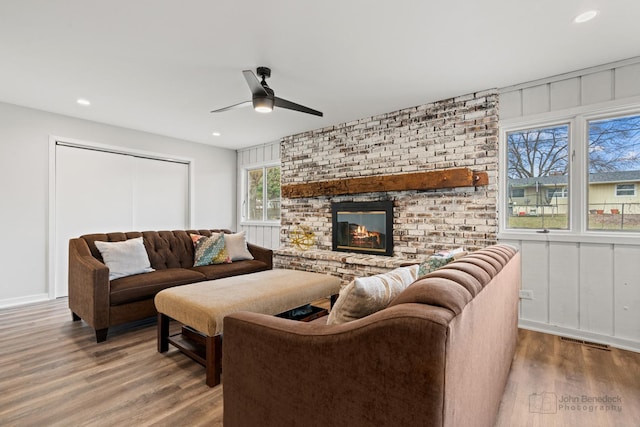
[155,269,341,386]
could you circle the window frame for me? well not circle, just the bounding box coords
[241,162,281,226]
[499,102,640,244]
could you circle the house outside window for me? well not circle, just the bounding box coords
[502,111,640,234]
[245,165,281,222]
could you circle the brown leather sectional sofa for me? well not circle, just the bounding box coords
[223,244,520,427]
[68,229,272,342]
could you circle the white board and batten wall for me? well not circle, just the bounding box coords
[499,57,640,352]
[237,141,281,249]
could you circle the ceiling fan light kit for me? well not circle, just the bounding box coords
[210,66,323,117]
[253,96,274,113]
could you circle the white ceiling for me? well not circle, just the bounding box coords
[1,1,639,150]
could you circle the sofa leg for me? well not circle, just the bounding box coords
[72,312,81,321]
[95,328,108,343]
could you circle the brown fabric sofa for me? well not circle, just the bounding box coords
[223,244,520,427]
[69,229,272,342]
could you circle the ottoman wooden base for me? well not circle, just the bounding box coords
[155,269,342,387]
[158,314,221,387]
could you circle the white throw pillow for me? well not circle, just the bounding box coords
[94,237,155,281]
[223,231,254,261]
[327,265,418,325]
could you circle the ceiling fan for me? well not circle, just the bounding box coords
[210,67,323,117]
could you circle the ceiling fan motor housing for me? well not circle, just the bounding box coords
[257,66,271,79]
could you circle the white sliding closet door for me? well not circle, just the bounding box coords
[132,157,189,230]
[53,143,189,298]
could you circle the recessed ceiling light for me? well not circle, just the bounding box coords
[574,10,599,23]
[212,132,221,137]
[76,98,91,106]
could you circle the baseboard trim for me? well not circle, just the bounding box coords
[0,293,50,309]
[518,319,640,353]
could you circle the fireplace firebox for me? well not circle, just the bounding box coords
[332,201,393,256]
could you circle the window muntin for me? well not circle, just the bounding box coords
[587,114,640,231]
[246,166,281,222]
[506,124,570,230]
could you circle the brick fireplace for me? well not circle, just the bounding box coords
[274,90,499,283]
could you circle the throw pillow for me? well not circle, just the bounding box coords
[94,237,155,281]
[327,265,418,325]
[417,248,467,277]
[224,231,254,261]
[191,233,231,266]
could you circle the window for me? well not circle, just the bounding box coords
[509,188,525,198]
[587,114,640,230]
[547,187,568,199]
[245,165,281,222]
[506,124,569,229]
[502,111,640,234]
[616,184,636,197]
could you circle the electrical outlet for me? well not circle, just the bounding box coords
[519,290,534,300]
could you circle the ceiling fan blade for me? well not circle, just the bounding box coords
[242,70,268,96]
[274,97,323,117]
[210,100,252,113]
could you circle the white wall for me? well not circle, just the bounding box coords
[499,57,640,352]
[0,101,236,307]
[237,141,281,249]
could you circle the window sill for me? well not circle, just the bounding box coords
[240,221,281,227]
[498,230,640,245]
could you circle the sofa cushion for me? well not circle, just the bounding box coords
[110,268,206,305]
[94,237,155,281]
[326,265,418,325]
[191,233,231,266]
[189,259,270,280]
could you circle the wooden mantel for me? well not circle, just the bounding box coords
[281,167,488,198]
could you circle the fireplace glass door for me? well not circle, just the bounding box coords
[332,201,393,256]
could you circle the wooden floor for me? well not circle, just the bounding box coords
[1,298,639,427]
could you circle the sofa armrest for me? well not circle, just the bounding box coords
[247,243,273,270]
[68,238,110,330]
[223,304,453,427]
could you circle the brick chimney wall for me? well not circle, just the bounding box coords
[279,89,499,259]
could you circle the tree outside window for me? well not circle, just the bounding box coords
[247,166,281,222]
